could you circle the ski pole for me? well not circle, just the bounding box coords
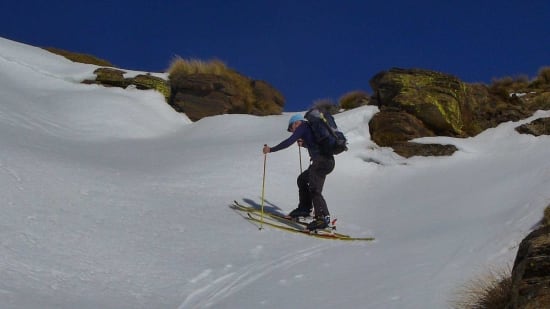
[260,145,267,230]
[298,144,303,173]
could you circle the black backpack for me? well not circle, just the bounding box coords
[304,107,348,155]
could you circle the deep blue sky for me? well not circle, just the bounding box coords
[1,0,549,112]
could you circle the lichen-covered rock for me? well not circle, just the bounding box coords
[367,67,548,157]
[84,68,171,101]
[370,68,471,136]
[93,68,129,88]
[133,74,171,101]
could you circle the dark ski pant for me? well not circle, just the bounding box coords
[297,155,335,218]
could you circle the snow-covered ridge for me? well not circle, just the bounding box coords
[0,37,190,141]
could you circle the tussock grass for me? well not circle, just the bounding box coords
[489,66,550,95]
[531,92,550,109]
[543,205,550,226]
[489,75,530,98]
[451,266,512,309]
[312,98,340,114]
[339,90,370,110]
[167,56,228,76]
[537,66,550,85]
[44,47,114,67]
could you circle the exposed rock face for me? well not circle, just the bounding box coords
[169,74,247,120]
[169,73,284,121]
[516,117,550,136]
[508,223,550,308]
[368,110,458,158]
[391,142,458,159]
[369,110,435,146]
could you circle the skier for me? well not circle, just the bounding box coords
[262,114,335,230]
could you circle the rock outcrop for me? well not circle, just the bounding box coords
[83,67,284,122]
[368,68,547,158]
[508,210,550,309]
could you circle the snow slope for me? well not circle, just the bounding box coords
[1,37,549,309]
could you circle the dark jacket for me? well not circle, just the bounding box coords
[270,122,327,159]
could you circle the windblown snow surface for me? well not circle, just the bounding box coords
[1,37,549,308]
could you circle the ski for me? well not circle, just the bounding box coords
[231,201,311,226]
[232,200,339,232]
[245,212,374,241]
[231,201,375,241]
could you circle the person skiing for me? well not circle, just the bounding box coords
[262,114,335,230]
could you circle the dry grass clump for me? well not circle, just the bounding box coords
[489,66,550,96]
[489,75,530,98]
[543,204,550,226]
[312,98,340,114]
[44,47,114,67]
[339,90,370,110]
[167,56,228,76]
[531,91,550,110]
[451,266,512,309]
[537,66,550,85]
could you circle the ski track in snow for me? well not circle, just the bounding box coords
[178,244,328,308]
[0,54,68,81]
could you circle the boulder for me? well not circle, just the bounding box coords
[369,110,435,146]
[92,68,129,88]
[368,110,458,157]
[169,73,248,121]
